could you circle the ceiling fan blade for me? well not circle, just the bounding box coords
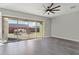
[42,5,47,9]
[48,3,54,8]
[43,11,47,15]
[52,9,60,11]
[52,5,61,10]
[51,11,55,14]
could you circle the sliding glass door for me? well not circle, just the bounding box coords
[36,21,44,38]
[7,18,18,40]
[3,17,44,41]
[17,20,29,40]
[28,21,37,39]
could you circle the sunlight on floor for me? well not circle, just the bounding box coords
[0,43,4,46]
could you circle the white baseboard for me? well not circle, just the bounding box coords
[51,35,79,42]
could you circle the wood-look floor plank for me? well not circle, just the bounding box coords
[0,37,79,55]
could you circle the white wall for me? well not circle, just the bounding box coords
[0,12,2,40]
[0,8,51,37]
[51,11,79,42]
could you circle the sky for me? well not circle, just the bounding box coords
[8,19,40,27]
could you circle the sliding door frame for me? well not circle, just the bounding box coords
[2,16,45,41]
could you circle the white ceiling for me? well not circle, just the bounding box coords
[0,3,79,18]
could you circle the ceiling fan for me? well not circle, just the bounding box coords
[43,3,61,15]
